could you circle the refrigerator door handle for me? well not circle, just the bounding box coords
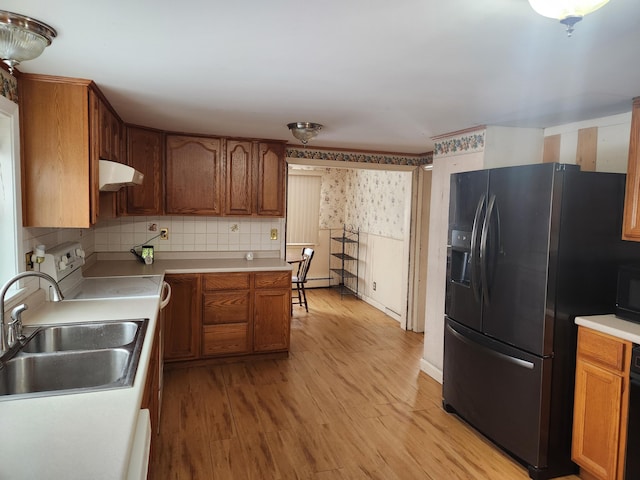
[480,194,497,305]
[446,321,535,370]
[470,194,485,303]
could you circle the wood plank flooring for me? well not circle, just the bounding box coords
[151,288,581,480]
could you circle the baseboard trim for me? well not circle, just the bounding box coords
[420,358,443,384]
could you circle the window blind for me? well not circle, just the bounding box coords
[287,174,321,244]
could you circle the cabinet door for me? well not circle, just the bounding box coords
[20,76,94,228]
[225,140,253,215]
[572,359,624,480]
[623,98,640,240]
[256,142,286,217]
[165,135,223,215]
[163,274,201,361]
[97,97,124,163]
[253,288,291,352]
[126,126,163,215]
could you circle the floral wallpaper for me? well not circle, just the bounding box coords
[319,168,348,229]
[305,166,411,240]
[433,131,485,157]
[344,169,410,240]
[0,69,18,103]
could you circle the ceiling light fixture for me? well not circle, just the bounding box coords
[528,0,610,36]
[0,10,57,74]
[287,122,323,146]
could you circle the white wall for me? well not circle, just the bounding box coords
[544,112,631,173]
[484,126,544,169]
[421,152,484,382]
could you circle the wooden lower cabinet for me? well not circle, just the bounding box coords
[200,271,291,358]
[572,327,631,480]
[254,271,292,352]
[163,274,201,361]
[202,272,252,356]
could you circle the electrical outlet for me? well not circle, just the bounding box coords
[270,228,278,240]
[373,281,377,291]
[25,251,34,271]
[160,228,169,240]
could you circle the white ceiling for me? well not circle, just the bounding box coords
[4,0,640,154]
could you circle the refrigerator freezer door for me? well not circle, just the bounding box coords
[443,318,552,471]
[447,170,489,332]
[481,164,557,356]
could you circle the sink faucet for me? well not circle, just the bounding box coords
[0,271,64,354]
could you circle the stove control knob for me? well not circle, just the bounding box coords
[59,256,69,270]
[75,248,85,258]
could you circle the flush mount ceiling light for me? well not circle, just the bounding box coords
[0,10,57,74]
[287,122,323,146]
[528,0,610,36]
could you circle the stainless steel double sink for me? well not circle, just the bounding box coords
[0,319,148,400]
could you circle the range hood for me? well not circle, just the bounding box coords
[99,159,144,191]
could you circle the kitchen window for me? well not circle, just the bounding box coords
[0,94,24,299]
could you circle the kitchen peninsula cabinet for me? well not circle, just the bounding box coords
[165,135,223,215]
[572,326,631,480]
[125,126,164,215]
[253,271,291,351]
[202,272,252,356]
[163,270,291,362]
[19,74,121,227]
[623,97,640,240]
[163,274,201,361]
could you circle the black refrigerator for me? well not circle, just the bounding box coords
[442,163,640,480]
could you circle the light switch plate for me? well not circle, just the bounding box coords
[270,228,278,240]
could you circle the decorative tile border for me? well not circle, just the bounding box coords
[433,131,485,158]
[0,69,18,103]
[286,147,432,166]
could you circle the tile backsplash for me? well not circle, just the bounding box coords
[94,216,285,252]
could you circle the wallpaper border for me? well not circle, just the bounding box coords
[286,147,432,166]
[0,69,18,104]
[433,131,485,158]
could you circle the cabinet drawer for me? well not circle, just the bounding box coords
[202,291,251,325]
[203,272,251,291]
[577,327,630,373]
[202,324,250,356]
[255,271,291,289]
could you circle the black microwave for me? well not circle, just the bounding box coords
[616,264,640,323]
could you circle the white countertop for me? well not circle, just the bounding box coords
[576,314,640,344]
[0,296,160,480]
[0,257,291,479]
[84,257,292,277]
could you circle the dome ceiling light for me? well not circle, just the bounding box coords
[287,122,323,146]
[528,0,610,36]
[0,10,57,75]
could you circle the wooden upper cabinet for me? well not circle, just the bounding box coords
[98,99,123,163]
[165,135,223,215]
[125,126,164,215]
[623,97,640,240]
[19,75,100,227]
[225,140,254,215]
[256,142,286,216]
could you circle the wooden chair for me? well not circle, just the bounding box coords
[288,247,314,312]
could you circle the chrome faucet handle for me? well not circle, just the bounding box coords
[10,304,28,341]
[6,318,18,347]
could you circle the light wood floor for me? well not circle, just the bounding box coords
[151,288,581,480]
